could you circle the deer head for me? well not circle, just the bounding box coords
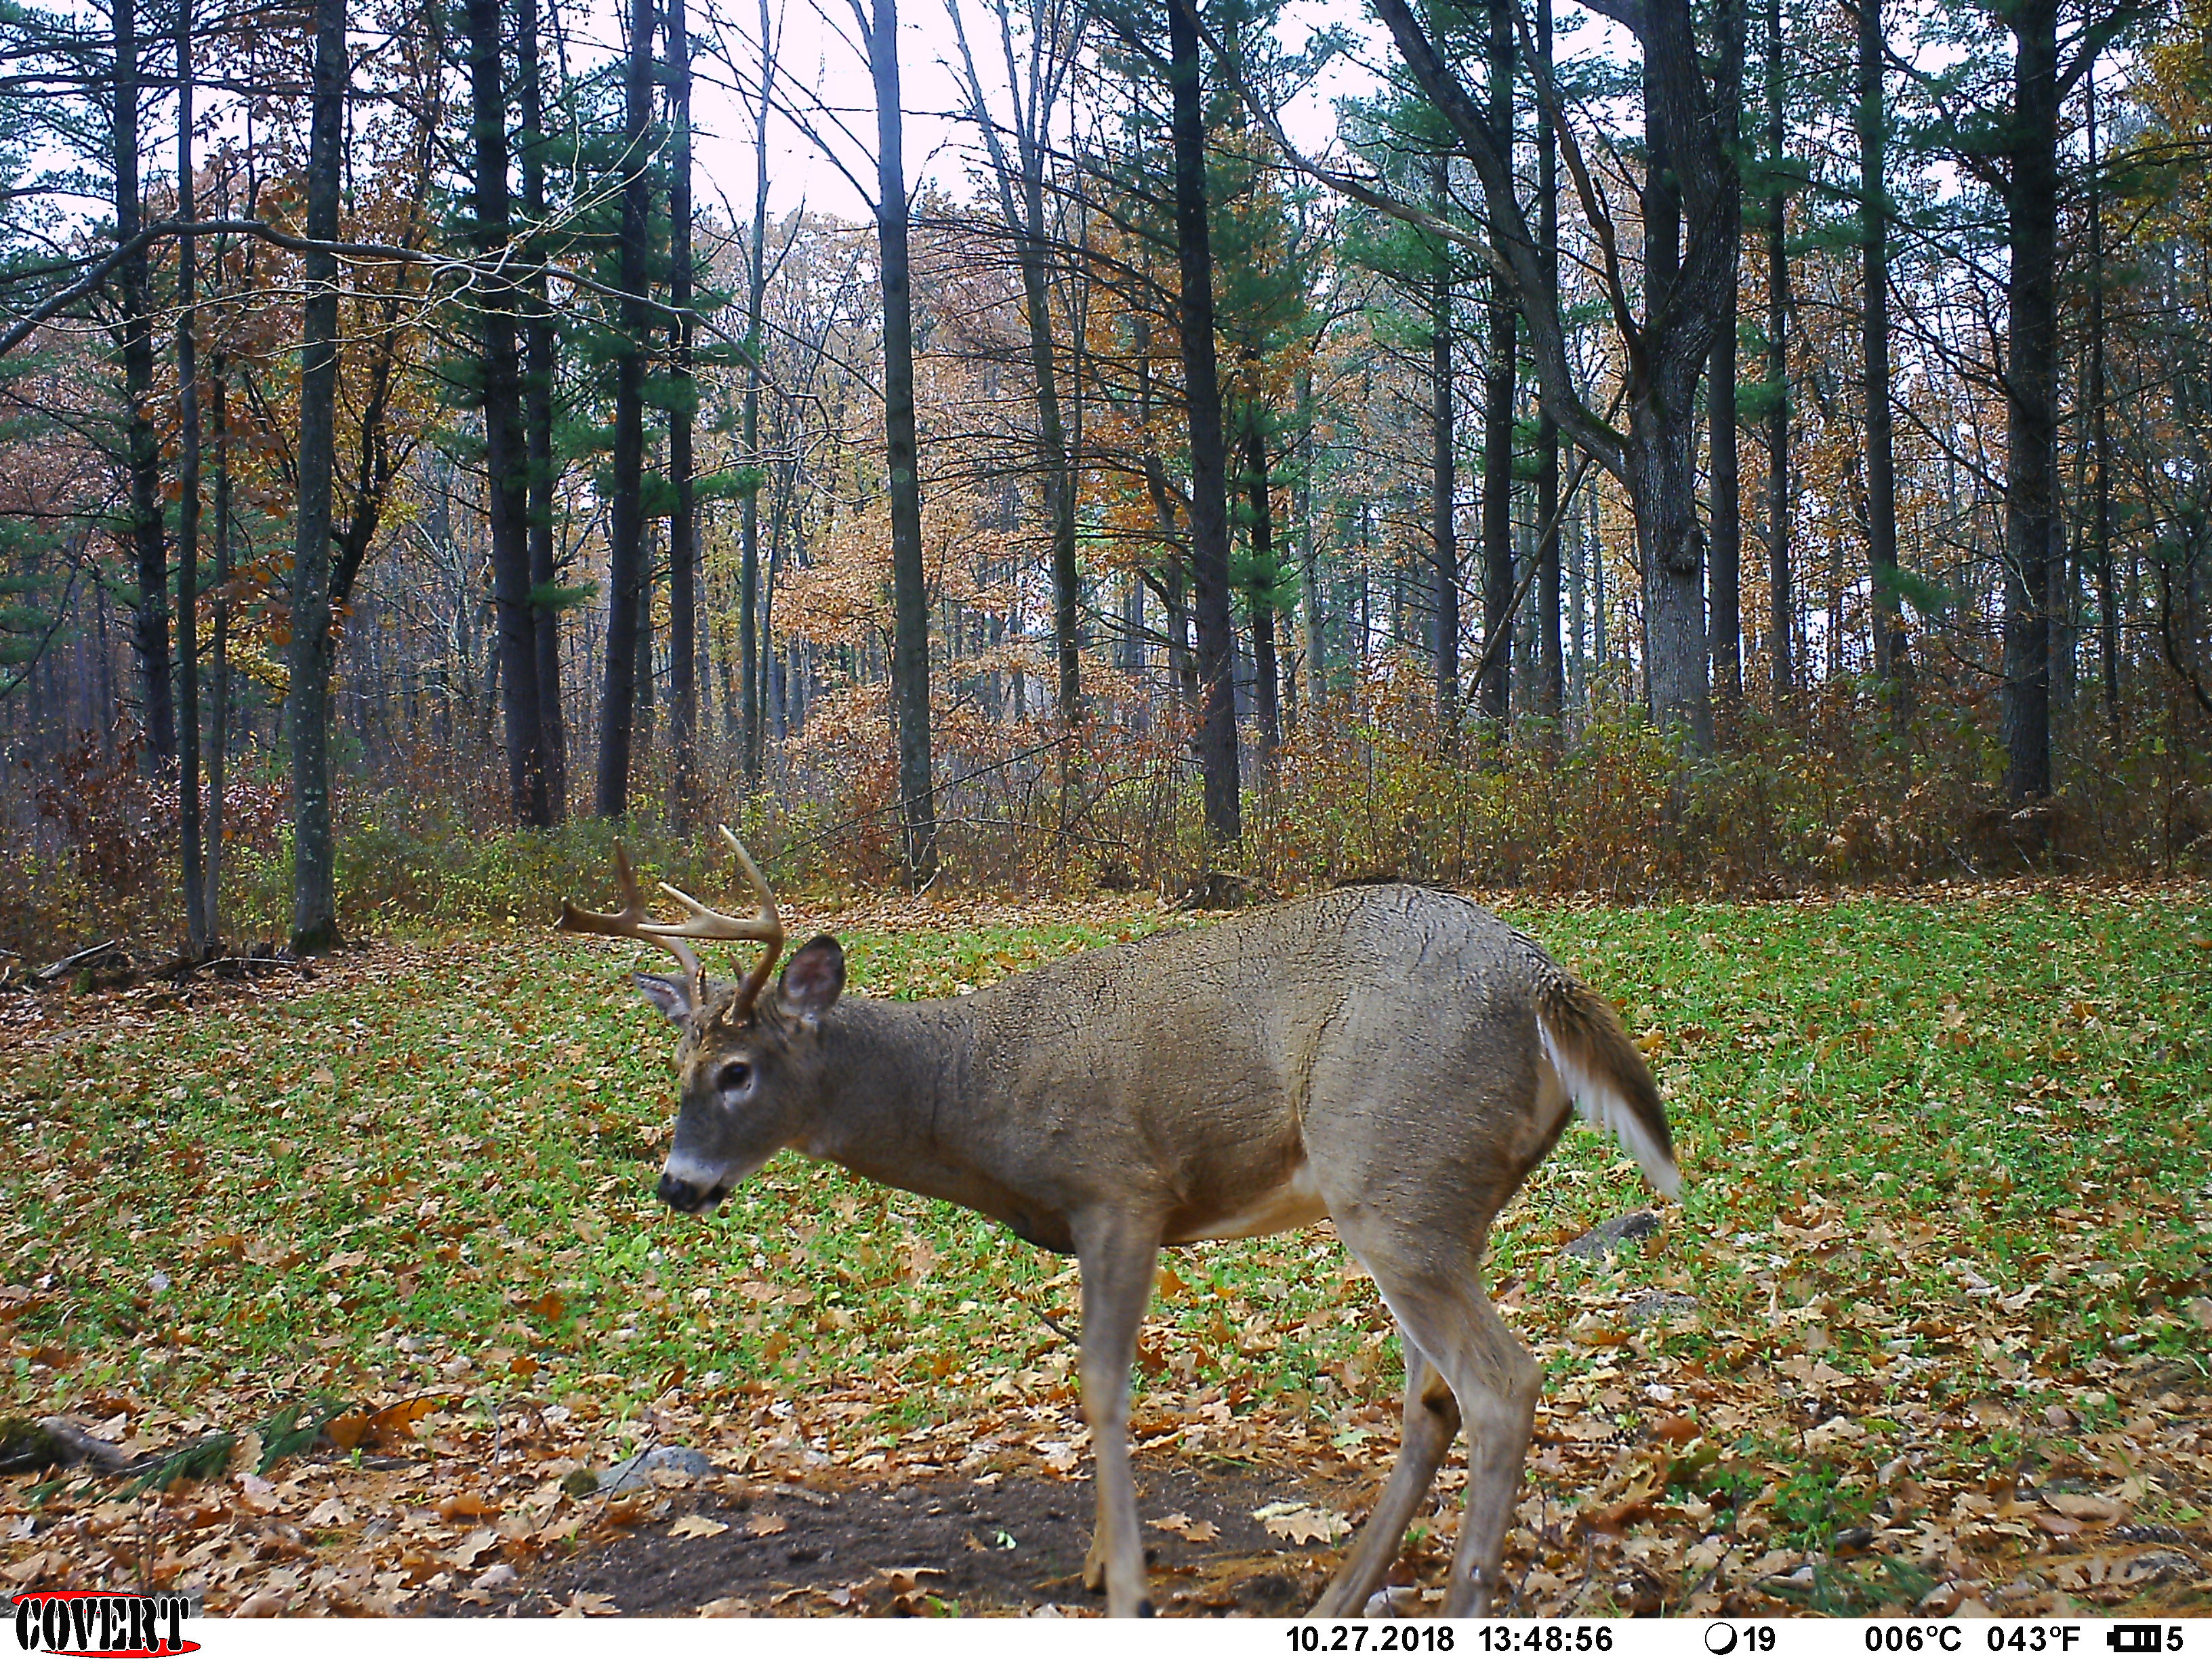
[557,830,838,1213]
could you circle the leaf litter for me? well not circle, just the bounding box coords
[0,882,2207,1615]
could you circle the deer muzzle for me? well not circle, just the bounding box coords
[655,1167,731,1214]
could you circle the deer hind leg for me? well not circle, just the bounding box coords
[1309,1321,1460,1617]
[1332,1219,1540,1617]
[1071,1210,1161,1617]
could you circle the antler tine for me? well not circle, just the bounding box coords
[653,826,788,1015]
[556,844,705,1002]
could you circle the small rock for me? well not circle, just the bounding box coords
[1563,1212,1660,1261]
[600,1445,717,1494]
[1363,1586,1422,1617]
[1622,1292,1699,1325]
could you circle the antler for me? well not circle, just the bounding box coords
[558,827,785,1015]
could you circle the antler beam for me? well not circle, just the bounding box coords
[558,827,785,1015]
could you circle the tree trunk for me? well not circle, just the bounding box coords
[1478,0,1515,727]
[1244,419,1279,763]
[594,0,655,818]
[1536,0,1563,719]
[1859,0,1906,718]
[207,343,231,941]
[1431,158,1462,735]
[288,0,346,953]
[2086,58,2117,730]
[868,0,937,885]
[2001,0,2058,808]
[1376,0,1727,748]
[175,0,209,958]
[115,0,173,764]
[1170,0,1240,854]
[741,0,774,784]
[954,0,1082,726]
[1764,0,1791,706]
[1708,0,1744,710]
[1635,52,1712,747]
[469,0,547,827]
[667,0,700,827]
[519,0,566,817]
[1298,365,1324,708]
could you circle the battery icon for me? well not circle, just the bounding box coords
[2108,1630,2164,1654]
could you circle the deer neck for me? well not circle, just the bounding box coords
[798,994,1075,1252]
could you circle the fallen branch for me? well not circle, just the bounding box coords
[33,939,121,984]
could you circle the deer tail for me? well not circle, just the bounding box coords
[1532,966,1681,1200]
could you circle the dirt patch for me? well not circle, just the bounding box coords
[440,1458,1368,1617]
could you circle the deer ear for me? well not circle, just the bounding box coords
[634,970,694,1024]
[778,935,844,1019]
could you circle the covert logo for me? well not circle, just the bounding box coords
[11,1592,198,1658]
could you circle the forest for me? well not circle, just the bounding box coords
[0,0,2207,958]
[2,0,2210,1624]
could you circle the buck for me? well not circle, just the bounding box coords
[560,832,1681,1618]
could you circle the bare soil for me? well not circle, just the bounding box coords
[440,1457,1366,1618]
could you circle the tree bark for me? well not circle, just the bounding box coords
[1858,0,1906,717]
[741,0,774,784]
[114,0,173,764]
[667,0,700,827]
[468,0,547,827]
[519,0,567,815]
[288,0,346,953]
[1536,0,1563,720]
[1478,0,1515,727]
[2086,58,2117,730]
[1244,418,1279,762]
[1708,0,1744,709]
[593,0,655,818]
[1169,0,1240,853]
[175,0,209,957]
[207,343,231,940]
[865,0,937,885]
[2001,0,2058,807]
[1635,54,1711,746]
[1431,161,1462,735]
[1764,0,1791,705]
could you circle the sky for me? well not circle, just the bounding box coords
[613,0,1391,229]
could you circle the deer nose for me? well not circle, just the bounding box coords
[657,1172,712,1212]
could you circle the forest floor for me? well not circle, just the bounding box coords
[2,881,2210,1618]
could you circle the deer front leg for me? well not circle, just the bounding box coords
[1071,1210,1160,1617]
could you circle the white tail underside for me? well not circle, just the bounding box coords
[1536,1017,1683,1200]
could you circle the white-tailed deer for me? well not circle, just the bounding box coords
[560,832,1681,1618]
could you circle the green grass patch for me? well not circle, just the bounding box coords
[3,886,2207,1546]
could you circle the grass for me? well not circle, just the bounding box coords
[2,882,2208,1614]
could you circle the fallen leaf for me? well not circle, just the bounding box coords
[2045,1493,2123,1523]
[558,1592,619,1617]
[1151,1511,1221,1542]
[447,1528,500,1569]
[670,1514,730,1539]
[1253,1502,1347,1544]
[745,1513,789,1538]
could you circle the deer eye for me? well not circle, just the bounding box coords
[716,1060,753,1094]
